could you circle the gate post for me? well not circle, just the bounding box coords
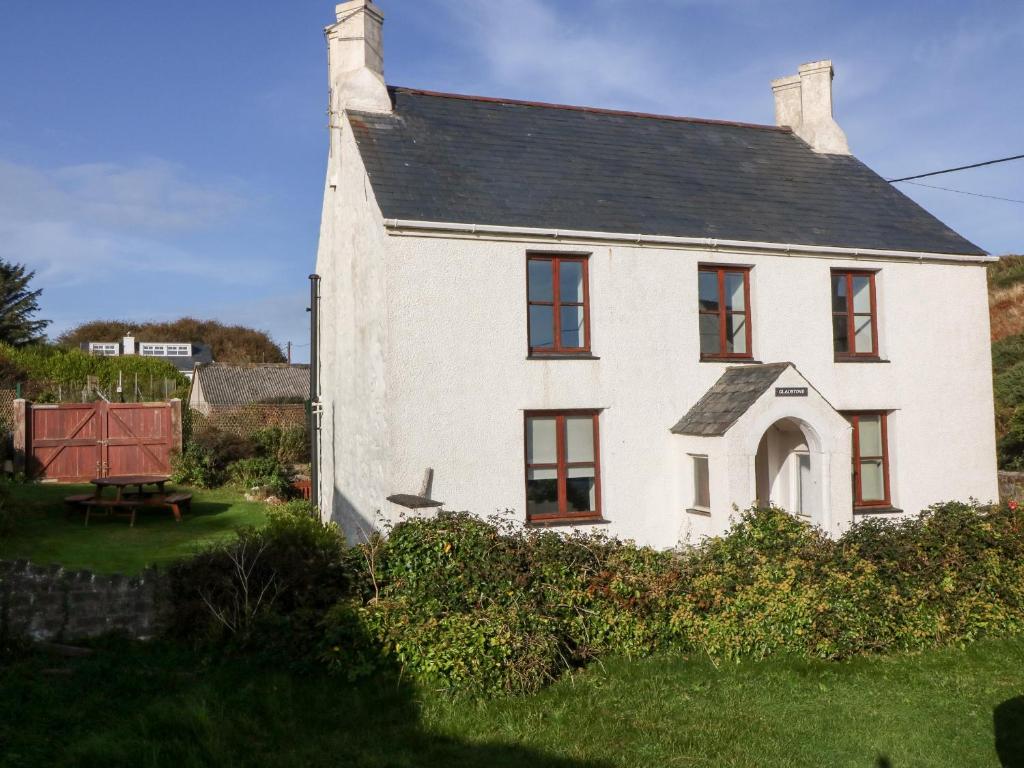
[169,399,183,455]
[12,399,28,476]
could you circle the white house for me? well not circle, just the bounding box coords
[313,1,999,547]
[84,336,213,381]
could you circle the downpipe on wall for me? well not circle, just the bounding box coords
[308,273,321,513]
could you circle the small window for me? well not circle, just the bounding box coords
[140,343,191,357]
[527,255,590,355]
[692,455,710,510]
[699,266,752,359]
[88,343,119,356]
[845,412,891,507]
[832,270,878,358]
[525,411,601,522]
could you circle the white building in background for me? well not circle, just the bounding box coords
[313,1,998,547]
[83,336,213,381]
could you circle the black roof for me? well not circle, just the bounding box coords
[671,363,791,436]
[350,88,984,256]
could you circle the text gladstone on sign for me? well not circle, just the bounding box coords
[775,387,808,397]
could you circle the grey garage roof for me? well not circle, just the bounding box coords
[349,88,984,256]
[671,363,792,436]
[192,363,310,407]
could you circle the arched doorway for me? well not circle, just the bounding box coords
[754,417,821,523]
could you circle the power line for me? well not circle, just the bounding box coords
[901,180,1024,205]
[887,153,1024,183]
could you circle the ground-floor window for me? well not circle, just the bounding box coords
[525,410,602,522]
[691,454,710,511]
[845,411,891,507]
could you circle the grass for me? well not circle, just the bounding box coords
[1,638,1022,767]
[0,483,268,574]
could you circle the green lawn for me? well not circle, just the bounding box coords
[2,637,1022,767]
[0,483,268,574]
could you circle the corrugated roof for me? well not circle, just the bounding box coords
[349,88,985,256]
[192,363,309,406]
[671,363,791,436]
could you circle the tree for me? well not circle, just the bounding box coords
[0,260,49,347]
[58,317,286,364]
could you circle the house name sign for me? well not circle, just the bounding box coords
[775,387,808,397]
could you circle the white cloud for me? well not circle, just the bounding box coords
[0,157,265,286]
[430,0,687,111]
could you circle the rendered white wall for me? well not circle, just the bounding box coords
[362,233,997,547]
[314,121,391,543]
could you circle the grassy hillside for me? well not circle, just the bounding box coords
[989,255,1024,468]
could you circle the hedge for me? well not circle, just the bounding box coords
[168,500,1024,697]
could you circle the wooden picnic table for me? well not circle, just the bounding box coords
[75,474,191,526]
[91,475,171,501]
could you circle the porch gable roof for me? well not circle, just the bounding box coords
[671,363,792,436]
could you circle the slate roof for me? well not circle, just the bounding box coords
[169,344,213,374]
[349,88,985,256]
[671,363,792,436]
[192,363,310,407]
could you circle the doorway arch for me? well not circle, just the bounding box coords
[754,417,823,524]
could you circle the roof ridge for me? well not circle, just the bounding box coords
[388,86,791,133]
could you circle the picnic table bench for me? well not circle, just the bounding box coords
[65,475,192,527]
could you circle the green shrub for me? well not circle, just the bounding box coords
[324,599,562,697]
[192,424,260,468]
[167,500,1024,697]
[170,444,222,488]
[253,425,309,465]
[0,342,188,398]
[226,457,291,497]
[167,502,348,654]
[0,480,13,538]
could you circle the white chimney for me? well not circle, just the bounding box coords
[326,1,391,115]
[771,60,850,155]
[123,335,136,355]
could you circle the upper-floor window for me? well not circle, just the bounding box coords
[88,343,119,356]
[832,270,878,359]
[525,410,601,522]
[527,255,590,355]
[699,265,752,359]
[140,343,192,357]
[845,411,891,508]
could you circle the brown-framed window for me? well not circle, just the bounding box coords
[832,270,879,358]
[524,410,602,522]
[845,411,891,507]
[527,255,591,355]
[698,265,752,359]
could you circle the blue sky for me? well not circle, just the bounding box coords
[2,1,1021,360]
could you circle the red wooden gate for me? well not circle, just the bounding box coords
[25,401,182,482]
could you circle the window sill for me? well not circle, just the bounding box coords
[853,505,903,515]
[525,516,610,528]
[700,357,761,364]
[835,357,889,364]
[527,354,600,361]
[685,507,712,517]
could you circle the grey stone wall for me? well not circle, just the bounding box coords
[0,560,167,642]
[999,471,1024,503]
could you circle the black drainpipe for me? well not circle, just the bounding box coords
[308,273,321,512]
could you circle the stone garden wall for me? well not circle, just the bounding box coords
[0,560,167,642]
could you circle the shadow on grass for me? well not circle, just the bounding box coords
[996,696,1024,768]
[0,638,613,768]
